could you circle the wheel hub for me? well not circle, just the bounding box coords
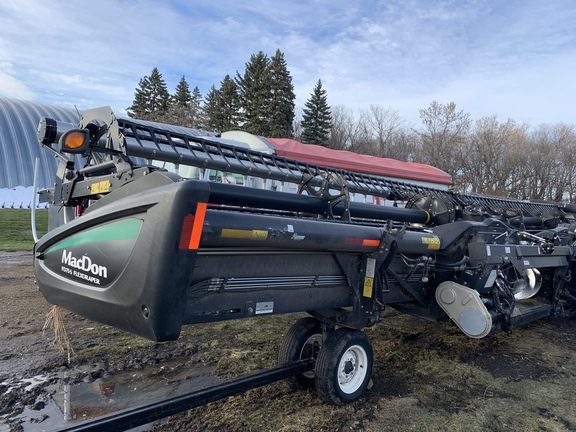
[341,354,356,379]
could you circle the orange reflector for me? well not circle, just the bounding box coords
[179,203,207,250]
[179,215,195,249]
[63,130,88,149]
[345,238,380,247]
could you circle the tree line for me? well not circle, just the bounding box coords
[127,51,576,203]
[127,49,331,146]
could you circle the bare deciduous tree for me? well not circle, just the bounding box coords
[460,116,528,196]
[329,105,356,150]
[329,105,371,153]
[360,105,404,158]
[419,101,471,183]
[521,123,576,201]
[329,105,418,162]
[321,98,576,204]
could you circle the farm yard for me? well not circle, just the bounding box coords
[1,248,576,431]
[2,3,576,430]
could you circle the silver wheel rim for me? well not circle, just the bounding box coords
[300,334,322,379]
[337,344,368,394]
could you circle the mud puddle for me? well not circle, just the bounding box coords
[1,359,219,431]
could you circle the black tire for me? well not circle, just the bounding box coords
[278,317,323,388]
[315,328,373,405]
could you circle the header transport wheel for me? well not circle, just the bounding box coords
[278,317,323,389]
[314,328,373,405]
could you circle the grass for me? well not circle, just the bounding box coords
[0,208,48,251]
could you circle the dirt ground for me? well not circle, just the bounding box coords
[1,251,576,431]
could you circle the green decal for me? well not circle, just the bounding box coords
[46,218,143,254]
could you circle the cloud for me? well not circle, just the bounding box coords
[0,72,35,100]
[0,0,575,127]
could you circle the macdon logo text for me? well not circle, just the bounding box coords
[61,250,108,278]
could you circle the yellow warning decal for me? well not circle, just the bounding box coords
[221,229,268,240]
[90,180,110,194]
[363,277,374,298]
[421,236,441,250]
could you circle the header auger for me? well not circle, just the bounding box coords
[34,107,576,406]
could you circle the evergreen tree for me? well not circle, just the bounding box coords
[235,51,272,135]
[173,76,193,106]
[218,75,240,131]
[268,49,296,138]
[301,79,332,146]
[164,78,205,128]
[167,76,194,127]
[204,85,218,130]
[127,67,171,121]
[204,75,240,132]
[190,86,205,128]
[147,67,171,119]
[127,75,151,119]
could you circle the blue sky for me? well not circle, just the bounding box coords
[1,0,575,127]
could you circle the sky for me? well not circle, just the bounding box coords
[0,0,575,128]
